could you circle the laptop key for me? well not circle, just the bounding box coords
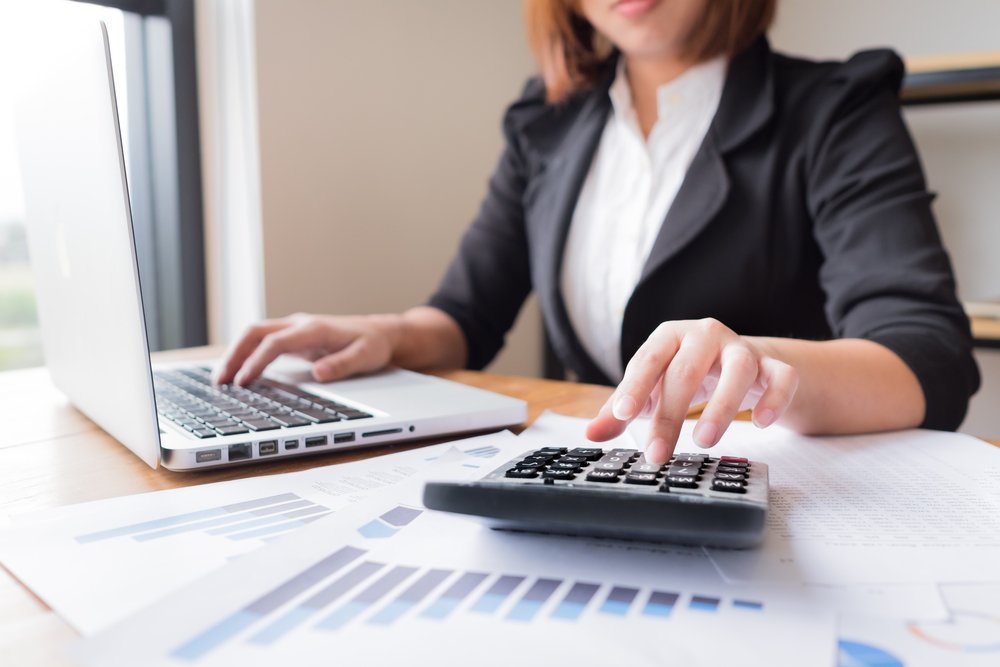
[292,408,341,424]
[191,428,218,439]
[270,413,312,428]
[242,419,281,432]
[214,425,250,436]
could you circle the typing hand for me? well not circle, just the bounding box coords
[213,313,399,386]
[585,319,798,465]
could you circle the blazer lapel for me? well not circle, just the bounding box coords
[637,37,776,286]
[520,73,614,383]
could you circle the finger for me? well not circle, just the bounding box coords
[586,381,661,442]
[586,397,623,441]
[312,337,385,382]
[611,324,683,423]
[693,345,758,448]
[213,320,289,384]
[752,357,799,428]
[646,336,717,465]
[236,322,332,385]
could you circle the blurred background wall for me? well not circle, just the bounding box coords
[250,0,541,376]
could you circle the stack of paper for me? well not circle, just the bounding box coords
[4,413,1000,666]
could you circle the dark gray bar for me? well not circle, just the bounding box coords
[607,586,640,605]
[353,566,419,604]
[521,578,561,604]
[442,572,489,600]
[379,506,423,528]
[562,582,600,606]
[484,575,525,598]
[302,562,385,610]
[246,546,367,615]
[397,569,453,604]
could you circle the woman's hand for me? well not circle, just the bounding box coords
[586,318,799,465]
[213,313,403,386]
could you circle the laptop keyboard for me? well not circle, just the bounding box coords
[153,367,372,439]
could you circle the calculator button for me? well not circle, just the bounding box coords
[543,468,577,481]
[522,455,555,464]
[670,460,702,470]
[714,472,746,482]
[515,460,547,470]
[665,476,698,488]
[716,464,748,474]
[559,456,588,465]
[598,455,632,465]
[586,470,621,483]
[673,454,709,464]
[594,461,626,472]
[720,456,749,465]
[624,472,659,485]
[712,479,746,493]
[630,463,663,474]
[506,468,539,479]
[537,447,568,455]
[608,449,639,459]
[666,466,700,478]
[568,448,604,461]
[549,461,583,471]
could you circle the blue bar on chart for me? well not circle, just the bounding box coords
[469,575,526,614]
[357,506,423,539]
[506,578,562,622]
[599,586,639,616]
[74,492,301,543]
[551,582,600,620]
[133,500,319,542]
[689,595,720,612]
[316,565,418,631]
[733,599,764,611]
[642,591,679,618]
[367,569,454,626]
[205,501,318,535]
[228,509,331,541]
[249,561,385,645]
[170,545,367,661]
[462,444,501,459]
[421,571,489,620]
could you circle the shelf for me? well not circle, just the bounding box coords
[971,317,1000,350]
[902,52,1000,105]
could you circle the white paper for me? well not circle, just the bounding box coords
[72,478,837,667]
[0,431,521,635]
[838,583,1000,667]
[521,411,1000,586]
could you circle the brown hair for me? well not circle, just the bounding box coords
[524,0,777,103]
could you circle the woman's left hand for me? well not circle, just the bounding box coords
[586,318,799,465]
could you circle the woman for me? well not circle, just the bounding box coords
[215,0,979,465]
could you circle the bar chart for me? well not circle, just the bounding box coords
[74,492,332,546]
[168,544,766,662]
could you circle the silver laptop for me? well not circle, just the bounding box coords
[14,18,526,471]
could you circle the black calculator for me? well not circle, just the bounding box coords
[422,446,768,548]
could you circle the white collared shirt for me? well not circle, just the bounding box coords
[560,56,727,381]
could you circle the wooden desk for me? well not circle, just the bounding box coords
[0,349,614,666]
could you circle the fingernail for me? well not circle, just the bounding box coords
[645,438,669,466]
[754,408,776,428]
[612,395,637,421]
[693,421,719,448]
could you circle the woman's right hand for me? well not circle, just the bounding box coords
[212,312,403,386]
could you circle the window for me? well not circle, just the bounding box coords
[0,0,207,371]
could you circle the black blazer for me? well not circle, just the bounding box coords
[428,37,979,431]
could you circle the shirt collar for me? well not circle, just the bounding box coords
[608,55,728,132]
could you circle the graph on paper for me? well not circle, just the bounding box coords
[74,493,332,546]
[168,542,765,661]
